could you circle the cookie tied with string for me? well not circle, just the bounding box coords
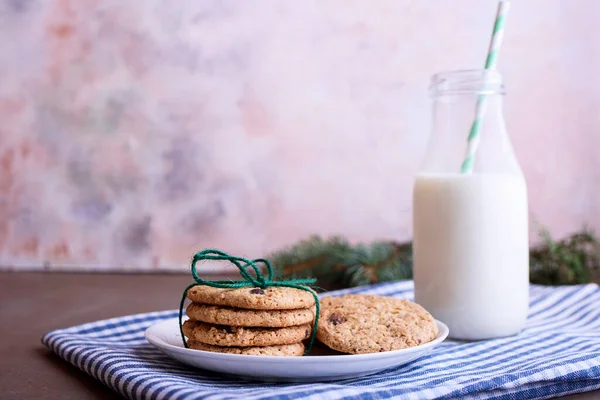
[185,303,317,328]
[186,285,316,310]
[186,341,306,356]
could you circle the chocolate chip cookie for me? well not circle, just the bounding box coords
[186,340,305,356]
[316,294,438,354]
[182,320,312,347]
[186,285,316,310]
[186,303,316,327]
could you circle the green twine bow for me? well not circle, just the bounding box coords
[179,249,320,355]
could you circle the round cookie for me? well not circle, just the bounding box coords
[186,285,315,310]
[182,320,312,347]
[186,340,305,356]
[316,294,438,354]
[186,303,316,327]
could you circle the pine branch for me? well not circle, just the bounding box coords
[529,229,600,285]
[269,229,600,289]
[270,236,412,289]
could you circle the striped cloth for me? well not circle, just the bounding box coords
[42,281,600,400]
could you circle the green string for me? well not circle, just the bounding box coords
[179,249,320,355]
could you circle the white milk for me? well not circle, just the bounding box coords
[413,173,529,340]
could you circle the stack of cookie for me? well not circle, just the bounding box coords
[182,285,316,356]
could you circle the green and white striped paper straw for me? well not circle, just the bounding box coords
[460,1,511,174]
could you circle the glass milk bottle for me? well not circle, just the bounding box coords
[413,70,529,340]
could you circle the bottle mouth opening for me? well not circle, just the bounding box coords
[430,69,505,97]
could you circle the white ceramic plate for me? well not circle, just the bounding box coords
[145,318,449,382]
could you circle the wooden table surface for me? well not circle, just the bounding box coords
[0,271,597,399]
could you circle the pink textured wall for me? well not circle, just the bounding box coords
[0,0,598,270]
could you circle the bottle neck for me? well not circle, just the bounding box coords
[422,91,521,175]
[432,93,506,141]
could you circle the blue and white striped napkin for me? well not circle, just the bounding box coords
[42,281,600,400]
